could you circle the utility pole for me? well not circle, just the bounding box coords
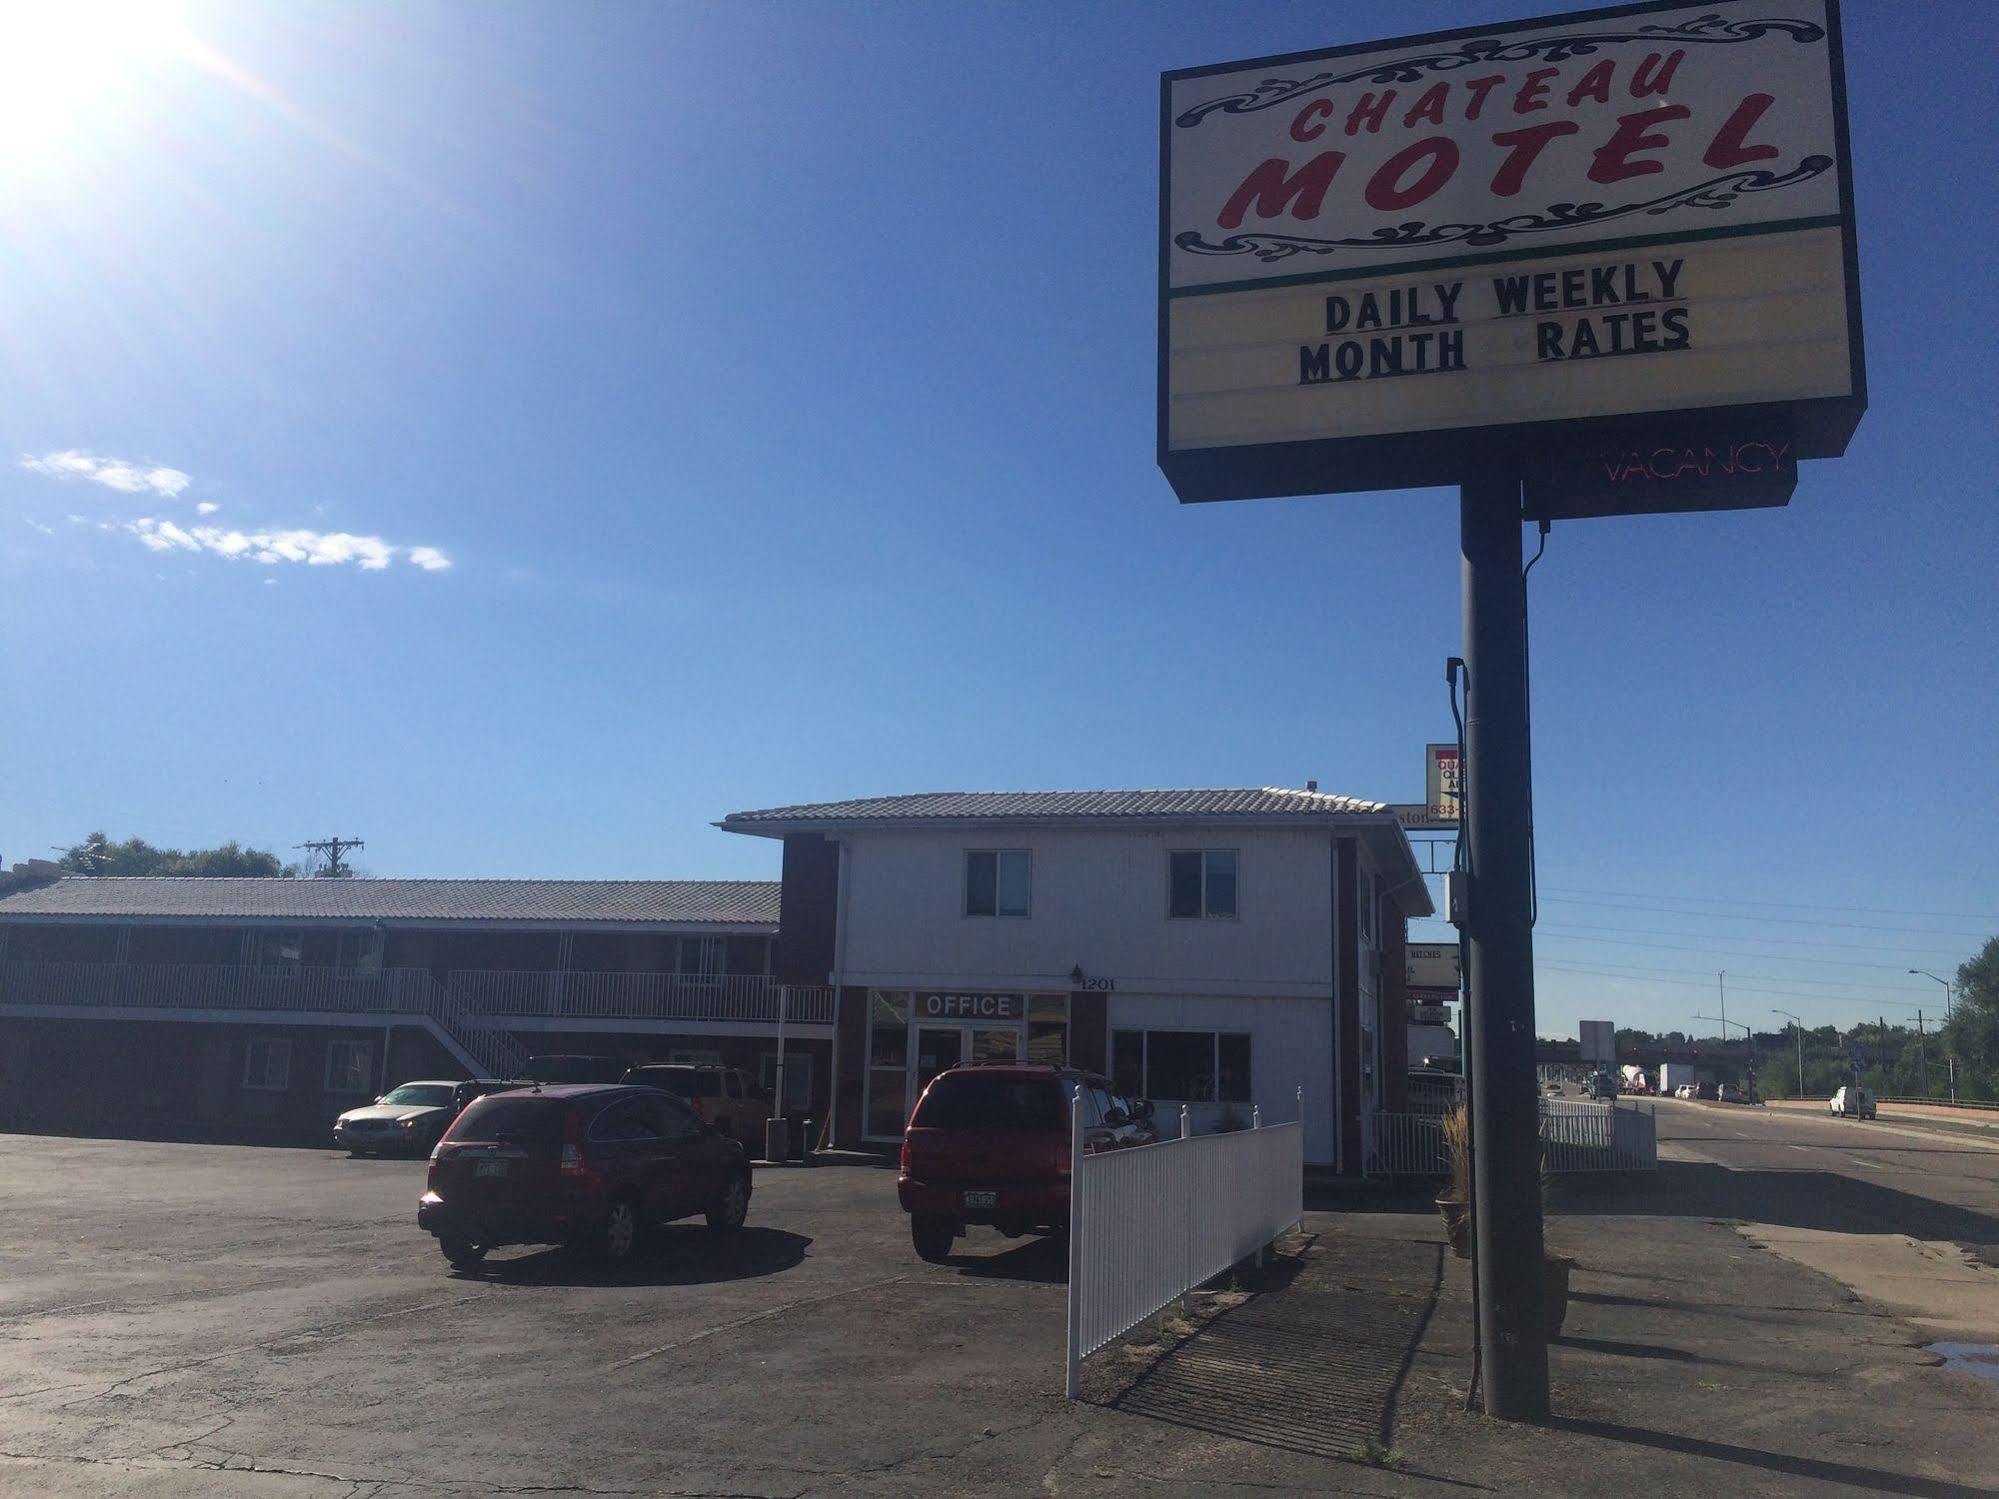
[1916,1010,1929,1099]
[1459,471,1548,1422]
[1772,1009,1804,1099]
[296,837,365,878]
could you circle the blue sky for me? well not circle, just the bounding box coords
[1,1,1993,1040]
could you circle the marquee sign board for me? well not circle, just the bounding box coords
[1159,0,1864,506]
[1408,942,1463,990]
[1427,743,1462,823]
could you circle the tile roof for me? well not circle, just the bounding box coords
[0,878,780,927]
[720,787,1389,828]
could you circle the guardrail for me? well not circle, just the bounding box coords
[1876,1095,1999,1112]
[1367,1098,1657,1176]
[1066,1092,1303,1399]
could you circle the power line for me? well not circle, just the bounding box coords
[1538,883,1997,924]
[1538,892,1992,937]
[1536,919,1975,959]
[1535,957,1927,1001]
[1536,928,1966,973]
[1538,961,1927,1012]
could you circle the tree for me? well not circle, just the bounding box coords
[56,831,296,878]
[1943,937,1999,1100]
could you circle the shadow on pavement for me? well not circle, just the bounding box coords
[1558,1161,1999,1245]
[1100,1240,1483,1482]
[450,1226,811,1287]
[1549,1416,1996,1499]
[948,1234,1067,1282]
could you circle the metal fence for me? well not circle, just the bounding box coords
[1366,1098,1657,1177]
[0,959,436,1014]
[1065,1094,1303,1399]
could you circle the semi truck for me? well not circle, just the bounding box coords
[1657,1062,1694,1097]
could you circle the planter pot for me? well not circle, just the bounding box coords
[1543,1255,1574,1339]
[1436,1196,1470,1259]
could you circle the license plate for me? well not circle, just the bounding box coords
[962,1190,996,1209]
[474,1160,510,1178]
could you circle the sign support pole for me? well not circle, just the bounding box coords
[1460,471,1550,1421]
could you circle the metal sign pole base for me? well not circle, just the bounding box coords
[1461,472,1551,1421]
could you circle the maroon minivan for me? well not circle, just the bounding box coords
[897,1064,1155,1262]
[418,1084,750,1270]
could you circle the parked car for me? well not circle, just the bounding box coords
[898,1063,1155,1262]
[1544,1081,1564,1097]
[622,1064,773,1144]
[1584,1072,1619,1102]
[1695,1080,1718,1100]
[418,1083,750,1269]
[1829,1085,1877,1120]
[523,1054,627,1084]
[1674,1084,1697,1100]
[1717,1082,1749,1104]
[334,1079,517,1156]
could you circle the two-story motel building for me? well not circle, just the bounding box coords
[0,784,1427,1173]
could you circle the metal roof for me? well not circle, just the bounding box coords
[0,878,781,928]
[719,787,1387,828]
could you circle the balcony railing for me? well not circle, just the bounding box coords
[0,959,436,1014]
[448,969,833,1025]
[0,959,834,1028]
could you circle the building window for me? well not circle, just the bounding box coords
[324,1040,373,1093]
[1168,850,1238,919]
[676,936,725,976]
[256,929,304,977]
[243,1037,293,1091]
[335,930,384,976]
[964,850,1031,918]
[1110,1028,1251,1103]
[866,990,912,1137]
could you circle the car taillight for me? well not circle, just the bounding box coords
[560,1109,589,1176]
[687,1096,704,1120]
[898,1139,913,1175]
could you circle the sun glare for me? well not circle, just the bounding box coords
[0,0,194,163]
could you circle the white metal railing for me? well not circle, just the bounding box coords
[0,958,436,1014]
[447,970,833,1025]
[1066,1092,1304,1399]
[1367,1098,1657,1176]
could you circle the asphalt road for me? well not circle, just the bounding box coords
[5,1108,1998,1497]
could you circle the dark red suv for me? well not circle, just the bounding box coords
[418,1084,750,1270]
[897,1063,1155,1262]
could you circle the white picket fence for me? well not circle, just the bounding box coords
[1065,1092,1303,1399]
[1367,1097,1658,1176]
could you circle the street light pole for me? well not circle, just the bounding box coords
[1910,970,1957,1100]
[1772,1009,1804,1099]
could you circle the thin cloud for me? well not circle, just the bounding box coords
[127,518,447,573]
[23,517,55,535]
[196,501,220,515]
[22,450,191,498]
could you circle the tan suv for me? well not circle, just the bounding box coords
[622,1064,773,1144]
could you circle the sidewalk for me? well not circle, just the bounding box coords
[1073,1174,1999,1495]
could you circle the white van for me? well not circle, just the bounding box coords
[1829,1085,1877,1120]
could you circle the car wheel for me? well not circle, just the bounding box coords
[438,1236,486,1270]
[911,1214,956,1263]
[598,1196,641,1263]
[706,1172,750,1232]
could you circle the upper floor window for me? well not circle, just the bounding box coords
[335,930,383,976]
[1168,850,1237,919]
[257,929,303,976]
[965,850,1031,918]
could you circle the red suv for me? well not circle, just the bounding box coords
[897,1063,1155,1262]
[418,1084,751,1270]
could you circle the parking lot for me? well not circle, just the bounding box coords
[0,1133,1129,1496]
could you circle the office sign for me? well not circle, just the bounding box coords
[1159,0,1863,503]
[1427,743,1462,823]
[1408,942,1462,990]
[919,992,1025,1022]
